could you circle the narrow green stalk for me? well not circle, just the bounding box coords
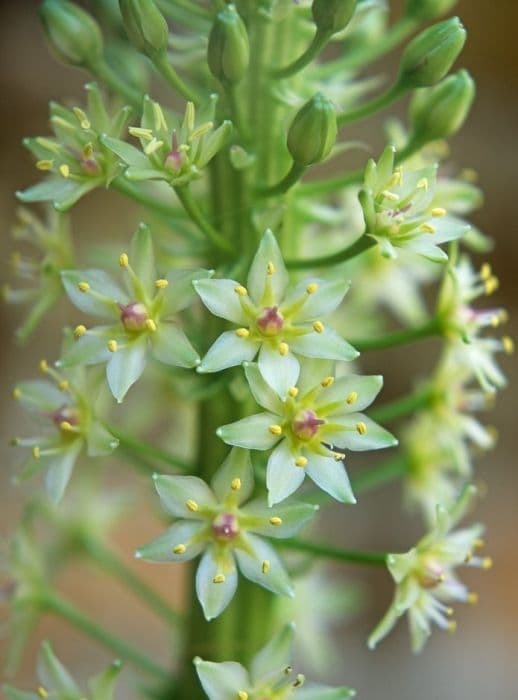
[165,0,213,20]
[80,536,182,627]
[369,386,434,424]
[337,84,404,127]
[107,424,193,472]
[351,317,442,352]
[285,233,375,269]
[224,84,249,142]
[257,161,307,197]
[42,592,169,680]
[272,29,330,79]
[111,177,188,220]
[153,52,200,103]
[88,59,143,109]
[174,185,233,254]
[277,538,388,566]
[352,455,410,494]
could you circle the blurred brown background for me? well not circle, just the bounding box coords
[0,1,517,698]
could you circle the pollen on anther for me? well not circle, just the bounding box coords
[74,324,86,338]
[155,278,168,289]
[59,164,70,178]
[417,177,428,190]
[36,159,54,171]
[145,319,157,332]
[213,574,225,584]
[173,544,186,555]
[267,261,275,275]
[447,620,457,634]
[356,421,367,435]
[119,253,129,268]
[382,190,399,201]
[431,207,447,217]
[234,285,248,296]
[482,557,493,570]
[288,387,299,398]
[238,691,249,700]
[502,336,514,354]
[279,342,289,356]
[32,446,40,459]
[480,263,492,280]
[107,339,118,353]
[313,320,324,333]
[269,516,282,526]
[467,591,479,605]
[60,421,73,432]
[78,281,90,293]
[231,477,242,491]
[484,276,499,295]
[306,282,318,294]
[39,359,49,373]
[269,424,283,436]
[37,688,49,699]
[420,223,435,234]
[12,387,21,400]
[321,376,334,388]
[236,328,250,338]
[262,560,270,574]
[186,499,199,512]
[58,380,69,391]
[295,456,307,467]
[346,391,358,405]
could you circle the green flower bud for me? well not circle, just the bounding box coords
[208,4,249,85]
[312,0,358,35]
[119,0,169,58]
[397,17,466,90]
[404,0,457,21]
[409,69,475,143]
[287,93,337,166]
[40,0,103,67]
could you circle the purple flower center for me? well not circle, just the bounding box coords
[164,132,185,173]
[418,558,445,589]
[292,409,325,441]
[256,306,284,336]
[80,157,101,175]
[120,302,149,331]
[212,512,239,541]
[52,405,79,429]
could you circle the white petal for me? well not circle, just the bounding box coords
[45,441,82,504]
[235,534,293,596]
[135,521,206,562]
[152,323,200,368]
[305,454,356,504]
[193,278,249,324]
[287,277,351,323]
[326,414,397,451]
[153,474,217,517]
[217,412,282,451]
[211,448,255,505]
[289,326,358,362]
[250,623,295,686]
[315,375,383,413]
[243,499,318,538]
[194,659,249,700]
[258,343,299,400]
[198,332,259,373]
[247,229,288,305]
[106,335,148,402]
[266,441,306,506]
[244,362,284,413]
[196,549,238,620]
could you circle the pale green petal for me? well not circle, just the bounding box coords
[193,278,249,324]
[58,328,113,367]
[86,421,119,457]
[135,521,206,562]
[296,358,334,395]
[62,270,125,319]
[106,335,148,402]
[88,661,123,700]
[326,414,397,451]
[162,268,213,315]
[428,215,469,244]
[258,343,300,400]
[243,500,318,538]
[405,239,448,262]
[266,441,306,506]
[198,332,259,373]
[289,326,359,362]
[2,687,37,700]
[367,601,401,650]
[37,641,80,695]
[196,548,238,620]
[247,230,288,305]
[244,362,284,414]
[288,277,351,323]
[211,448,255,505]
[152,323,200,368]
[316,375,383,413]
[305,454,356,504]
[130,223,156,300]
[45,440,82,503]
[15,380,64,413]
[217,413,281,451]
[250,623,294,686]
[100,135,151,168]
[197,120,233,168]
[194,659,249,700]
[153,474,217,517]
[297,685,356,699]
[17,178,96,209]
[126,167,166,181]
[235,534,294,597]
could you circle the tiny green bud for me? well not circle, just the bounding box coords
[409,69,475,143]
[312,0,358,35]
[40,0,103,67]
[208,4,250,85]
[397,17,466,90]
[404,0,457,21]
[287,93,337,166]
[119,0,169,58]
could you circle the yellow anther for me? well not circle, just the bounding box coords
[74,324,87,338]
[387,170,402,187]
[173,544,186,555]
[128,126,154,140]
[238,692,249,700]
[306,282,319,294]
[213,574,226,584]
[284,666,293,675]
[321,376,334,388]
[190,122,213,141]
[295,456,307,467]
[491,314,501,328]
[417,177,428,190]
[279,342,289,356]
[431,207,447,217]
[38,688,49,699]
[185,101,195,131]
[262,560,270,574]
[107,339,118,353]
[58,380,69,391]
[82,142,94,159]
[269,516,283,526]
[482,557,493,570]
[334,452,343,461]
[32,446,40,459]
[420,223,436,233]
[73,107,91,129]
[186,499,199,512]
[467,592,479,605]
[382,190,399,201]
[356,422,367,435]
[236,328,250,338]
[36,159,54,171]
[78,281,90,293]
[484,276,499,295]
[231,478,242,491]
[313,320,324,333]
[145,319,157,332]
[13,387,21,400]
[464,552,473,564]
[445,607,454,617]
[346,391,358,405]
[288,387,299,398]
[153,101,168,131]
[474,538,485,549]
[447,620,457,634]
[60,421,73,432]
[502,336,514,354]
[234,285,248,296]
[479,263,492,280]
[155,278,168,289]
[293,674,305,688]
[144,138,164,155]
[119,253,129,268]
[59,163,70,178]
[461,167,478,183]
[266,261,275,275]
[437,573,446,583]
[39,359,49,373]
[269,424,283,436]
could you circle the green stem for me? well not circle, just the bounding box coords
[224,83,249,142]
[257,161,307,197]
[369,387,434,424]
[174,185,233,254]
[153,52,200,103]
[277,538,387,566]
[42,592,169,680]
[337,84,404,127]
[107,424,193,472]
[285,233,375,269]
[351,317,442,352]
[111,177,188,220]
[352,455,410,494]
[88,59,143,109]
[272,29,331,79]
[165,0,212,19]
[80,536,182,627]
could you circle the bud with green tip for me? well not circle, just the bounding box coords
[287,93,337,166]
[409,69,475,143]
[397,17,466,90]
[40,0,103,67]
[404,0,457,21]
[312,0,358,35]
[119,0,169,58]
[208,4,249,85]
